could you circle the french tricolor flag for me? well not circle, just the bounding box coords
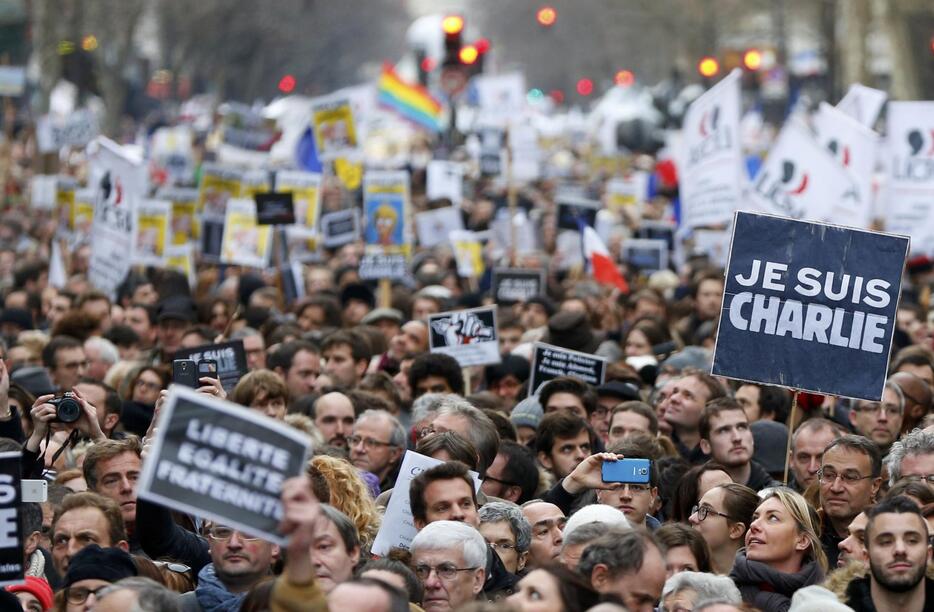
[582,225,630,294]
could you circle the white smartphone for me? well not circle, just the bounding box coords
[22,479,47,503]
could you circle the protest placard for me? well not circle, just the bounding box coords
[310,96,359,160]
[132,199,170,267]
[201,220,225,263]
[198,164,243,219]
[0,66,25,96]
[321,209,360,248]
[622,238,669,272]
[836,84,887,129]
[174,340,248,392]
[0,451,23,586]
[30,175,57,211]
[359,252,407,281]
[157,187,200,245]
[474,72,526,126]
[88,138,146,300]
[254,192,296,226]
[607,173,648,215]
[137,387,310,545]
[151,125,195,186]
[479,128,504,177]
[415,207,464,248]
[883,101,934,249]
[492,269,545,304]
[371,450,481,557]
[36,110,98,154]
[364,171,410,253]
[680,69,743,229]
[428,306,501,367]
[221,199,271,269]
[529,342,607,396]
[556,196,600,231]
[449,230,485,278]
[275,170,322,234]
[426,161,464,205]
[748,120,859,223]
[712,211,908,401]
[509,122,542,182]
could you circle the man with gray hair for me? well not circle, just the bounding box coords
[92,576,180,611]
[562,522,626,571]
[230,327,266,370]
[660,571,742,612]
[884,427,934,489]
[424,396,500,477]
[410,520,487,611]
[84,336,119,382]
[478,501,531,574]
[578,529,666,612]
[350,409,406,491]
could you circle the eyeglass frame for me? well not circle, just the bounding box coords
[898,473,934,485]
[347,434,396,450]
[691,504,732,522]
[207,525,261,542]
[488,541,518,552]
[852,402,904,416]
[413,563,479,581]
[816,467,875,485]
[66,585,110,604]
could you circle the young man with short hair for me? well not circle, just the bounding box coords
[322,330,372,390]
[699,397,777,491]
[535,412,594,480]
[82,437,143,553]
[664,371,726,464]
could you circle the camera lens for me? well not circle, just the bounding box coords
[56,397,81,424]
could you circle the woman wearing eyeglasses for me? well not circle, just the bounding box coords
[729,488,828,612]
[689,483,758,575]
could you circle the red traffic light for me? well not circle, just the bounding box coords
[475,38,491,54]
[576,78,593,96]
[537,6,557,27]
[442,15,464,35]
[698,56,720,78]
[420,57,436,73]
[278,74,296,93]
[459,45,479,65]
[615,70,635,87]
[743,48,762,70]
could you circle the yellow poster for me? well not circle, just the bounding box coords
[197,163,242,217]
[311,97,358,160]
[157,187,200,244]
[166,244,194,285]
[221,198,271,269]
[133,200,171,266]
[277,170,322,254]
[335,157,362,191]
[450,230,485,278]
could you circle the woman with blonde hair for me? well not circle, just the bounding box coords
[308,454,381,548]
[729,487,827,612]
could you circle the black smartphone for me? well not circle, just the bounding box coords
[198,360,219,380]
[172,359,199,388]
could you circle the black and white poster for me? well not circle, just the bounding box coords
[712,211,909,401]
[358,252,408,281]
[529,342,607,396]
[0,451,23,586]
[556,196,600,231]
[254,192,296,226]
[492,269,545,304]
[321,209,360,248]
[622,238,669,272]
[174,340,248,393]
[428,306,501,367]
[137,387,311,545]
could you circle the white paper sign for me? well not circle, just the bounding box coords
[813,102,879,228]
[883,101,934,251]
[415,207,464,248]
[747,120,859,223]
[428,306,501,367]
[474,73,526,126]
[37,110,98,154]
[426,161,464,205]
[836,84,887,129]
[680,69,744,228]
[371,451,481,557]
[132,199,171,267]
[30,175,57,210]
[220,198,271,268]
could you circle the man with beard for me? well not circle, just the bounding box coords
[843,496,932,612]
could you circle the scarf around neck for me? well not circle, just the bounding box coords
[195,563,247,612]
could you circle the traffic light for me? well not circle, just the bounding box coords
[743,48,763,71]
[697,56,720,78]
[576,78,594,96]
[537,6,557,27]
[615,70,635,87]
[278,74,296,93]
[442,15,464,68]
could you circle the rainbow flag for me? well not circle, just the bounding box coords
[378,63,442,133]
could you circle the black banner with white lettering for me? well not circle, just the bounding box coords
[712,211,909,400]
[492,269,545,304]
[174,340,248,392]
[529,342,606,396]
[255,192,296,225]
[137,388,311,545]
[0,451,23,586]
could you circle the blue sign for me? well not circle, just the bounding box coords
[712,212,909,401]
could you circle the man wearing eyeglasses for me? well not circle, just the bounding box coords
[884,428,934,492]
[176,521,279,611]
[817,435,883,568]
[410,520,487,612]
[849,381,905,454]
[350,409,405,491]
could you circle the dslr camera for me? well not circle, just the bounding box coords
[48,393,82,424]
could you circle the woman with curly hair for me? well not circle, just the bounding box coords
[308,454,381,549]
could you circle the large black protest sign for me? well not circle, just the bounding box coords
[712,211,909,401]
[254,192,296,225]
[321,209,360,248]
[492,269,545,304]
[556,196,599,231]
[0,452,23,586]
[429,306,501,367]
[529,342,606,396]
[174,340,247,393]
[137,387,310,545]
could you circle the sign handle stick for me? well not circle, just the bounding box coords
[462,367,472,396]
[506,130,518,267]
[782,390,799,485]
[378,278,391,309]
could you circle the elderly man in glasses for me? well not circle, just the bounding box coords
[410,520,487,612]
[349,409,406,492]
[817,435,883,568]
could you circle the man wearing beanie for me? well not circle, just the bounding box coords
[62,544,137,610]
[6,576,54,611]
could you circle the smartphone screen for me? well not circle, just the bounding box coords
[198,360,219,380]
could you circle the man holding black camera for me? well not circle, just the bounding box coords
[23,388,107,478]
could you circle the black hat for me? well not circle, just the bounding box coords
[340,283,375,310]
[0,308,34,331]
[238,273,266,306]
[546,311,601,354]
[525,295,556,317]
[64,545,137,587]
[597,380,641,402]
[156,295,196,323]
[485,354,531,385]
[10,365,56,397]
